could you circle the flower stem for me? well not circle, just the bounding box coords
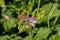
[48,19,50,28]
[37,0,41,13]
[36,0,41,18]
[30,27,33,40]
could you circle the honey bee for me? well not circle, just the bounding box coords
[18,14,26,20]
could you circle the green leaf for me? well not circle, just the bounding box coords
[34,28,51,40]
[41,3,60,20]
[23,36,30,40]
[49,32,60,40]
[41,3,53,14]
[3,19,17,31]
[28,0,35,14]
[48,3,59,19]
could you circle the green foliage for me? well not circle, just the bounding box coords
[0,0,60,40]
[3,19,17,31]
[0,35,22,40]
[34,28,51,40]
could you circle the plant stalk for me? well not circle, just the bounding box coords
[48,19,50,28]
[37,0,41,13]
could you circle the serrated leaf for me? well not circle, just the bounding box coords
[34,28,51,40]
[47,3,59,19]
[41,3,53,14]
